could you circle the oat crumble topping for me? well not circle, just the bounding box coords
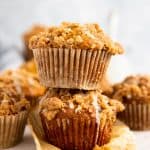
[40,89,124,120]
[112,75,150,103]
[29,22,123,54]
[0,83,30,115]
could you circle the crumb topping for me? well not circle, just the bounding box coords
[0,83,30,115]
[112,75,150,103]
[40,89,124,120]
[23,25,47,46]
[29,22,124,54]
[0,69,45,98]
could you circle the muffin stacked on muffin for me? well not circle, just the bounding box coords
[29,22,124,150]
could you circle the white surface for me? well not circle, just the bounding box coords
[8,126,150,150]
[134,131,150,150]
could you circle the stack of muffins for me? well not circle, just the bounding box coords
[29,22,125,150]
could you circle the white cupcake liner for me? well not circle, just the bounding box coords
[33,48,111,90]
[0,111,28,148]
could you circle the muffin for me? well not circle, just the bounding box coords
[99,74,113,96]
[40,89,124,150]
[23,25,47,60]
[112,75,150,130]
[0,69,46,106]
[0,81,30,148]
[20,59,37,74]
[29,22,123,90]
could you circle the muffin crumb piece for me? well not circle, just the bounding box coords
[29,22,124,54]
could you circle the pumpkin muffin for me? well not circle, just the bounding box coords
[29,22,124,90]
[23,25,47,60]
[0,69,46,106]
[20,59,37,74]
[40,89,124,150]
[112,75,150,130]
[0,81,30,148]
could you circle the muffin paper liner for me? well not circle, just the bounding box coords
[40,113,115,150]
[28,105,45,140]
[97,118,113,146]
[41,116,99,150]
[33,48,111,89]
[118,103,150,130]
[29,105,136,150]
[0,111,28,148]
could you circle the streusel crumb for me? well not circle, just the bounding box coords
[112,75,150,103]
[40,89,124,121]
[29,22,123,55]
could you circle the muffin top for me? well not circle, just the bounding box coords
[29,22,123,55]
[0,69,45,98]
[20,59,37,75]
[40,89,124,121]
[0,82,30,115]
[23,25,47,46]
[112,75,150,103]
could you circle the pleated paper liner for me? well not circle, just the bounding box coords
[97,115,114,146]
[40,115,100,150]
[28,104,45,140]
[0,111,28,149]
[28,104,136,150]
[118,102,150,130]
[33,48,111,90]
[29,112,136,150]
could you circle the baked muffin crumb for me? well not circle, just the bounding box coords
[0,83,30,115]
[29,22,124,55]
[40,89,124,121]
[112,75,150,103]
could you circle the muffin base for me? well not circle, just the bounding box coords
[0,111,28,148]
[33,48,111,90]
[40,116,99,150]
[40,113,115,150]
[29,118,136,150]
[118,102,150,130]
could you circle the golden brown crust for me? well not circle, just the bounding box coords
[29,22,124,55]
[112,75,150,103]
[0,83,30,115]
[40,89,124,121]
